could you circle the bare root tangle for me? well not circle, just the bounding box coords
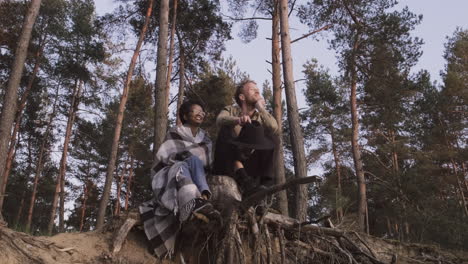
[263,224,272,264]
[0,227,73,264]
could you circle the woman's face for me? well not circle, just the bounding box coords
[185,104,205,127]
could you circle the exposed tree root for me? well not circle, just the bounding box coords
[0,175,466,264]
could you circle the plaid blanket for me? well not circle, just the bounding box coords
[139,125,212,258]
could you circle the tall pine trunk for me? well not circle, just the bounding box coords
[153,0,170,158]
[14,191,26,226]
[79,183,88,232]
[165,0,178,110]
[80,157,92,232]
[96,0,154,229]
[279,0,308,221]
[0,0,42,220]
[271,0,288,216]
[330,125,343,222]
[175,30,185,126]
[25,86,59,233]
[114,159,128,216]
[47,80,81,235]
[124,157,134,211]
[349,34,368,232]
[59,80,83,232]
[0,44,44,211]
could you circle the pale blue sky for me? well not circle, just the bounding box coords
[96,0,468,102]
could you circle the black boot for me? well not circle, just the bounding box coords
[233,168,267,198]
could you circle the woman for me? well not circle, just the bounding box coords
[139,100,219,258]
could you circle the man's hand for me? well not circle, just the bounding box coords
[255,98,266,111]
[238,115,252,126]
[233,160,244,170]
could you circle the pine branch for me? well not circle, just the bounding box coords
[291,24,332,44]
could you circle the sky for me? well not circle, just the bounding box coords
[95,0,468,106]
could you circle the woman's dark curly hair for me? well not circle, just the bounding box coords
[178,100,206,124]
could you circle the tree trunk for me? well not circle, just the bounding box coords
[14,191,26,226]
[271,0,288,216]
[47,80,81,235]
[152,0,170,159]
[124,157,134,211]
[330,125,343,222]
[164,0,178,111]
[80,156,93,232]
[59,79,83,232]
[349,34,367,232]
[0,44,44,211]
[0,0,42,221]
[96,0,154,229]
[79,183,88,232]
[278,0,308,221]
[114,159,128,216]
[25,87,59,233]
[175,30,185,126]
[452,159,468,217]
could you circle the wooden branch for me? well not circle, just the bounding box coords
[223,15,271,21]
[352,231,377,258]
[263,212,344,237]
[341,0,363,27]
[342,234,385,264]
[263,224,272,264]
[112,218,137,254]
[288,0,297,17]
[278,228,286,264]
[291,24,332,43]
[241,176,321,209]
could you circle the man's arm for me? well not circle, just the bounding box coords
[216,106,239,127]
[257,107,279,135]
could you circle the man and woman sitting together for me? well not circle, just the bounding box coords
[139,79,279,257]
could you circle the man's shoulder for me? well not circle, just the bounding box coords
[222,105,241,115]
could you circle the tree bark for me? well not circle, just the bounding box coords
[79,183,88,232]
[278,0,308,221]
[0,44,44,211]
[175,29,185,126]
[165,0,178,112]
[79,156,93,232]
[25,87,59,233]
[153,0,170,159]
[124,156,134,211]
[271,0,288,216]
[59,80,83,232]
[349,33,367,232]
[96,0,154,229]
[0,0,42,221]
[330,124,343,222]
[47,80,81,235]
[14,191,26,226]
[114,159,128,216]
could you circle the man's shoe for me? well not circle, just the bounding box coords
[192,198,221,223]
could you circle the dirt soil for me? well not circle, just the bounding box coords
[0,226,169,264]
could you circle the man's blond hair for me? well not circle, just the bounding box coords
[235,79,257,106]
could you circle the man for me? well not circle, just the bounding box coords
[213,79,278,197]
